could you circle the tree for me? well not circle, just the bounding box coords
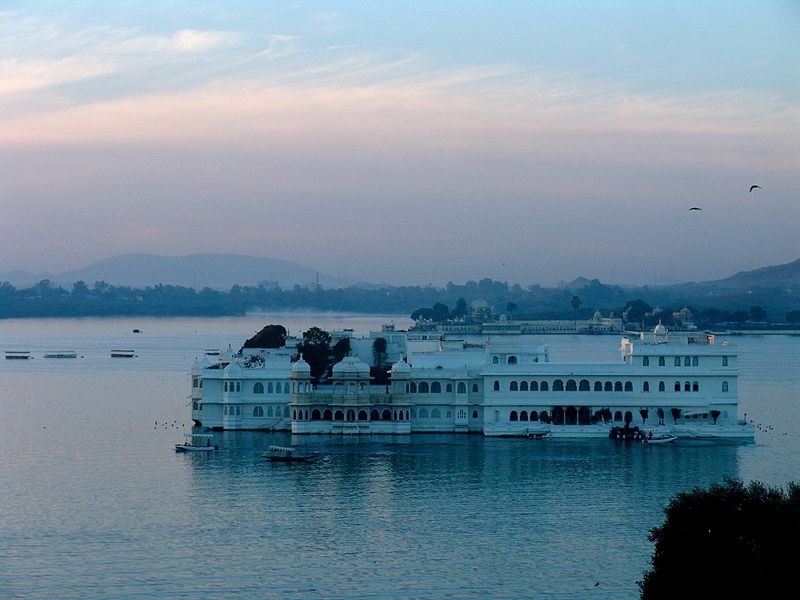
[411,307,433,321]
[431,302,450,322]
[571,295,581,312]
[506,302,518,318]
[749,305,767,322]
[622,299,652,325]
[787,309,800,323]
[710,409,721,424]
[242,324,287,349]
[670,407,681,424]
[296,327,332,383]
[450,297,468,320]
[331,337,351,364]
[72,280,89,298]
[372,337,388,368]
[639,408,649,425]
[639,479,800,598]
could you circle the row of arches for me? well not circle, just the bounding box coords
[642,356,700,367]
[293,408,411,422]
[250,382,291,394]
[494,379,635,392]
[406,382,479,394]
[250,406,291,418]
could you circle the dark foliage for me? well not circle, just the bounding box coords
[640,479,800,599]
[296,327,332,384]
[242,324,287,349]
[372,337,388,368]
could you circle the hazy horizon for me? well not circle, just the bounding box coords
[2,2,798,287]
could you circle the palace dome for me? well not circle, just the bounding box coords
[332,355,370,378]
[291,355,311,376]
[391,358,411,374]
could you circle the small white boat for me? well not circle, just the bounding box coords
[175,433,218,453]
[5,351,31,360]
[643,429,678,444]
[43,351,78,359]
[204,349,221,356]
[263,445,319,462]
[111,349,136,358]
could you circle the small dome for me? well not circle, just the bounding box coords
[593,310,602,320]
[391,357,411,374]
[332,355,370,377]
[653,322,667,336]
[291,355,311,376]
[224,362,241,375]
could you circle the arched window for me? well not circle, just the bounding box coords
[594,381,602,392]
[520,411,528,421]
[722,381,729,392]
[309,409,319,420]
[493,356,499,364]
[624,381,633,392]
[510,411,518,421]
[643,381,650,392]
[358,410,367,421]
[658,356,665,366]
[674,381,681,392]
[370,409,380,420]
[507,356,518,365]
[457,382,466,394]
[659,381,665,392]
[531,381,538,391]
[566,379,577,391]
[510,381,519,391]
[253,382,264,394]
[614,381,623,392]
[431,382,441,393]
[692,381,699,392]
[674,357,681,367]
[253,406,264,417]
[540,381,549,391]
[604,381,612,392]
[722,356,729,366]
[275,384,281,394]
[493,380,500,391]
[684,381,691,392]
[419,408,429,418]
[472,383,479,393]
[692,356,698,366]
[446,383,453,393]
[624,411,633,425]
[323,409,332,420]
[431,408,441,418]
[614,411,623,422]
[382,409,392,420]
[267,382,273,393]
[409,382,417,393]
[224,382,228,392]
[292,409,297,420]
[553,379,564,391]
[267,406,274,417]
[539,410,549,422]
[530,411,539,422]
[683,356,690,366]
[334,410,344,421]
[579,379,590,391]
[472,410,478,419]
[419,382,430,393]
[520,381,528,391]
[643,356,650,366]
[236,382,240,392]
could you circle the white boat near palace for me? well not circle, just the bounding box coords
[5,351,32,360]
[175,433,218,453]
[189,324,754,441]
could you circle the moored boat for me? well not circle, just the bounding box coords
[643,429,678,444]
[175,433,218,453]
[43,351,78,359]
[263,445,319,462]
[5,351,32,360]
[111,349,136,358]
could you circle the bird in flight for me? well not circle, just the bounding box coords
[689,207,702,211]
[749,185,762,192]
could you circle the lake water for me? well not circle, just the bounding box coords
[1,315,798,599]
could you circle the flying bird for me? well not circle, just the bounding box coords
[689,207,702,211]
[749,185,761,192]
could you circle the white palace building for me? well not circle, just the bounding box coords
[190,324,754,440]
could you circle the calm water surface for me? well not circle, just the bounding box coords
[1,315,798,599]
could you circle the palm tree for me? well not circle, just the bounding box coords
[639,408,649,425]
[670,407,682,424]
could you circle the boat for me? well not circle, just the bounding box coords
[132,329,141,334]
[263,445,319,462]
[643,429,678,444]
[111,349,136,358]
[204,349,221,356]
[5,351,31,360]
[43,351,78,359]
[175,433,218,453]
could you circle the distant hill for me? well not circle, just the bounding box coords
[0,253,366,290]
[698,257,800,290]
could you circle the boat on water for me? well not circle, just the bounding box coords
[263,445,319,462]
[111,349,136,358]
[5,351,32,360]
[175,433,218,453]
[643,429,678,444]
[43,351,78,359]
[204,349,221,356]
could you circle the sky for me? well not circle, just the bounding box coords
[1,1,799,287]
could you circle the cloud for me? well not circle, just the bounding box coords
[170,29,241,53]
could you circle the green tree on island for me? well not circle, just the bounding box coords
[372,337,388,368]
[571,295,581,312]
[296,327,332,384]
[242,324,287,349]
[639,479,800,598]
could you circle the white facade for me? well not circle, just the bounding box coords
[190,327,753,440]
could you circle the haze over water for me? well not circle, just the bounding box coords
[1,315,798,598]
